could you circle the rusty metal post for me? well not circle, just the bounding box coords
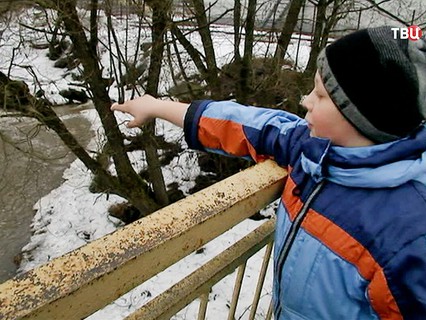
[248,241,273,319]
[197,293,209,320]
[227,262,247,320]
[266,299,274,320]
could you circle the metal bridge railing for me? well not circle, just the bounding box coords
[0,160,286,320]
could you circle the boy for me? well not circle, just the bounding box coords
[111,26,426,319]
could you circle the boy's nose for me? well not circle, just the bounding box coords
[300,92,313,111]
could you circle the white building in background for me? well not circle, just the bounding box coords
[199,0,425,33]
[78,0,424,32]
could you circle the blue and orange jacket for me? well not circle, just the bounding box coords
[183,100,426,319]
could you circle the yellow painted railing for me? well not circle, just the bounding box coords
[0,160,286,320]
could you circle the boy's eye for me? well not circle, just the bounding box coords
[315,89,327,99]
[315,91,323,98]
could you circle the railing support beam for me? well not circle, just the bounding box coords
[125,218,275,320]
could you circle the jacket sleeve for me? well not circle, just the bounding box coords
[183,100,308,166]
[387,235,426,319]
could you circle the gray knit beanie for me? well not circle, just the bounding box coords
[317,26,426,143]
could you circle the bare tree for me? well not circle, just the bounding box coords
[1,0,162,219]
[305,0,355,76]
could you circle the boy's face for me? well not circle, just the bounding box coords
[302,71,373,147]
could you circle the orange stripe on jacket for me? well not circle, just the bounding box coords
[280,174,402,319]
[282,174,303,221]
[302,210,402,320]
[198,117,265,161]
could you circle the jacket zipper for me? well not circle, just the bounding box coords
[275,180,325,317]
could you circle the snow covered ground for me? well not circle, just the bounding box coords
[1,5,313,319]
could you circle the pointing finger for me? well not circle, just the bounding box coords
[111,102,128,112]
[127,119,140,128]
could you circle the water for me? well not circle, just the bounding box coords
[0,105,93,283]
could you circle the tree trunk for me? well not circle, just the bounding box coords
[57,0,159,215]
[89,0,98,56]
[233,0,242,62]
[274,0,305,67]
[105,0,126,102]
[304,0,327,76]
[189,0,221,99]
[238,0,256,104]
[144,0,172,206]
[47,10,64,60]
[170,23,208,79]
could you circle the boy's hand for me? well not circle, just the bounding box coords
[110,94,159,128]
[111,94,189,128]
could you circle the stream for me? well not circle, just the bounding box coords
[0,104,93,283]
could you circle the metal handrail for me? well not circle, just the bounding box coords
[0,160,286,320]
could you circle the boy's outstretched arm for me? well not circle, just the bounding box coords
[110,94,189,128]
[112,96,308,166]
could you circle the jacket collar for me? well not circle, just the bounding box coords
[327,125,426,188]
[301,125,426,188]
